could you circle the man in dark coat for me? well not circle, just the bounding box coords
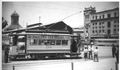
[115,45,119,64]
[71,39,77,52]
[112,44,116,58]
[4,45,10,63]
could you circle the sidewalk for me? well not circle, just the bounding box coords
[74,58,116,70]
[2,57,117,70]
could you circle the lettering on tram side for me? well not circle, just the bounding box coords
[26,34,70,47]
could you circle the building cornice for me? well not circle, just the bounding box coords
[91,17,119,22]
[91,7,119,15]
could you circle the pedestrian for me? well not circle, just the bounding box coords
[112,44,116,58]
[88,46,93,59]
[93,47,99,62]
[115,45,119,64]
[84,47,88,60]
[4,45,10,63]
[71,39,77,52]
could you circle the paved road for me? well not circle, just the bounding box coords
[2,57,117,70]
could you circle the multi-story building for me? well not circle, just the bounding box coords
[84,7,119,46]
[84,6,96,40]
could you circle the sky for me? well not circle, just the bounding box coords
[2,2,119,28]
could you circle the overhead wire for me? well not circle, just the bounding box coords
[3,3,83,26]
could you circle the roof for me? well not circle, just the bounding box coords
[4,24,22,31]
[11,11,19,16]
[3,21,73,34]
[27,23,42,28]
[27,21,73,34]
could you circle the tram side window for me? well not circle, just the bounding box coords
[39,40,42,45]
[50,40,55,45]
[62,40,68,45]
[30,39,33,45]
[39,39,56,45]
[30,39,38,45]
[40,40,51,45]
[44,40,48,45]
[56,40,61,45]
[45,40,51,45]
[41,40,45,45]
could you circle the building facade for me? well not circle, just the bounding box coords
[84,6,96,39]
[84,7,119,46]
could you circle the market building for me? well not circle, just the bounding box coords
[4,11,22,31]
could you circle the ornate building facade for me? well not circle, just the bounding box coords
[84,7,119,46]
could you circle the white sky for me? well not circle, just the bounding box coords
[2,2,119,28]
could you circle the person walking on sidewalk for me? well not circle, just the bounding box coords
[93,47,99,62]
[115,45,119,64]
[88,46,93,59]
[112,44,116,58]
[84,47,88,60]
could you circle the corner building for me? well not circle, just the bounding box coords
[84,7,119,46]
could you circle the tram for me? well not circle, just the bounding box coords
[9,32,76,60]
[5,21,82,60]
